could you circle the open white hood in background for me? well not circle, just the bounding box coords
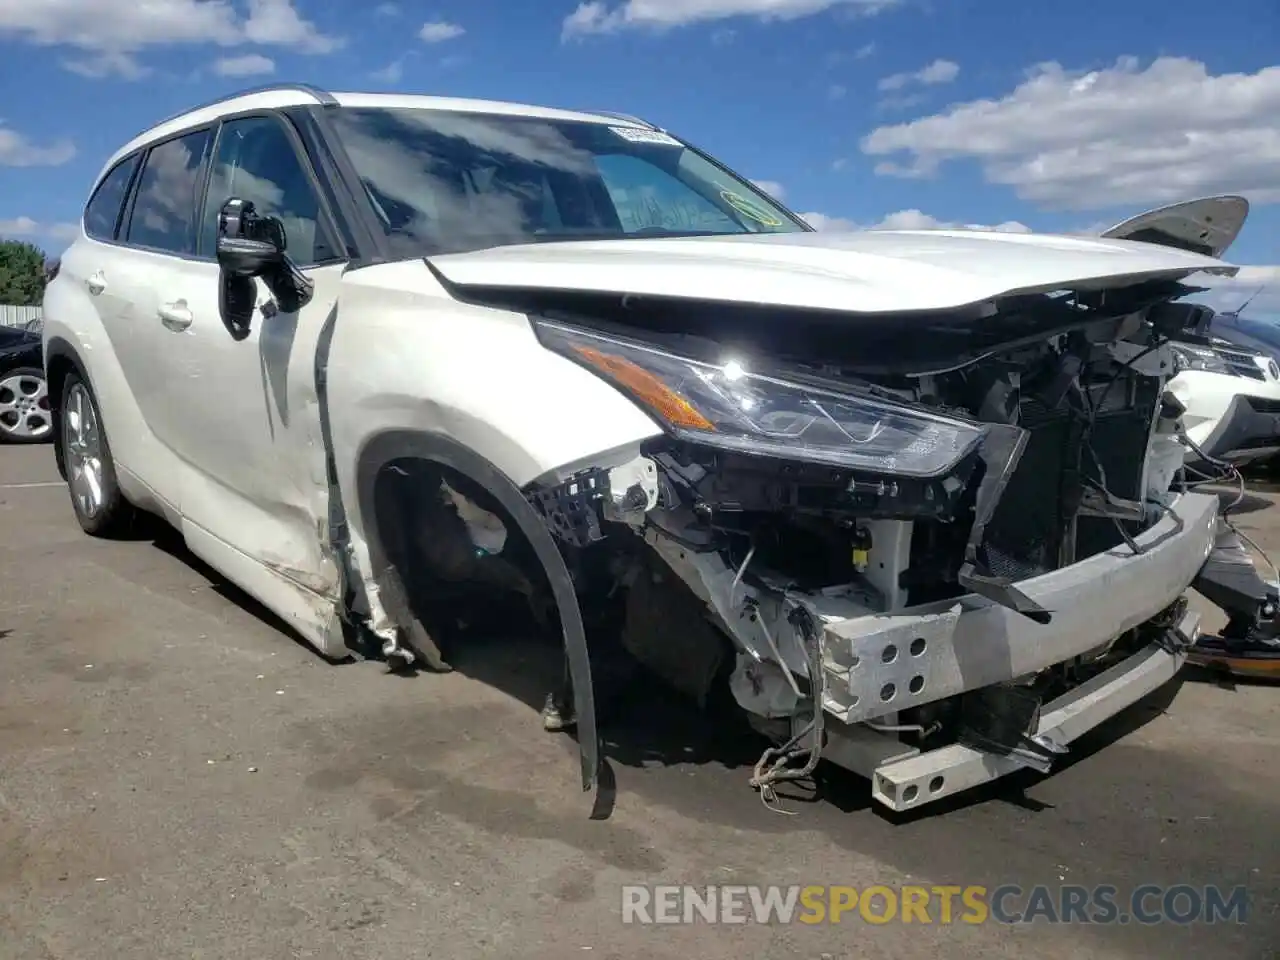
[1101,195,1250,259]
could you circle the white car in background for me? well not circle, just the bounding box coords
[41,85,1280,816]
[1101,196,1280,470]
[1165,333,1280,469]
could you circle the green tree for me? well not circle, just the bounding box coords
[0,240,49,306]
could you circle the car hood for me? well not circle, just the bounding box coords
[1101,195,1249,259]
[429,229,1238,315]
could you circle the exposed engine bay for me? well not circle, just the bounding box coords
[381,278,1260,812]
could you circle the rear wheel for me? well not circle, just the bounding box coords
[0,366,52,444]
[60,372,135,536]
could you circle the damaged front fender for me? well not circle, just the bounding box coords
[352,430,600,795]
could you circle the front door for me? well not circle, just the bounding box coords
[163,112,349,597]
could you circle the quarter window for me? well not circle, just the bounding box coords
[126,129,213,255]
[84,154,140,242]
[199,115,335,265]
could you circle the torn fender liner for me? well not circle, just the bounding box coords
[958,422,1053,623]
[354,431,600,796]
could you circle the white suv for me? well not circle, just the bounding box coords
[42,84,1274,814]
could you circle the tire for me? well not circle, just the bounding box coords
[59,371,136,537]
[0,366,53,444]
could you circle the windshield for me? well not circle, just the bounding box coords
[327,106,809,256]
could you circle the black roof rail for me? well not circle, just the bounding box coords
[149,82,337,130]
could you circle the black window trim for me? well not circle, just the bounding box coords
[118,124,216,262]
[82,150,144,243]
[287,105,380,263]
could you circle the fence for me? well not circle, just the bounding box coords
[0,305,42,329]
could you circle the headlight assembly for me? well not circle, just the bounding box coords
[1170,344,1231,376]
[536,320,986,478]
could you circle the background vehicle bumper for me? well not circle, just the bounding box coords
[1194,393,1280,465]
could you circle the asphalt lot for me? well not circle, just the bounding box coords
[0,442,1277,960]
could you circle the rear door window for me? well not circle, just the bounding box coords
[84,154,140,242]
[125,129,213,256]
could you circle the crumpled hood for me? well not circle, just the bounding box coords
[429,229,1239,315]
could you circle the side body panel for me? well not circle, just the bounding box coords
[44,233,185,522]
[326,259,662,794]
[325,259,664,542]
[137,254,348,652]
[325,258,662,624]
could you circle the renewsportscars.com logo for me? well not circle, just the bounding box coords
[621,884,1251,926]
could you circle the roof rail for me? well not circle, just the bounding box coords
[588,110,656,130]
[151,82,337,129]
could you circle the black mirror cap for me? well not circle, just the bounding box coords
[216,235,283,278]
[215,197,286,278]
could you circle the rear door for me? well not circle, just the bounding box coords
[60,151,142,335]
[101,126,215,483]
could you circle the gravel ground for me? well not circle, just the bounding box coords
[0,443,1277,960]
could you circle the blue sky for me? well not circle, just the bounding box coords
[2,0,1278,316]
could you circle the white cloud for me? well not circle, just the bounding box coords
[862,56,1280,211]
[1186,266,1280,318]
[419,20,465,43]
[243,0,342,54]
[375,2,399,14]
[751,179,786,199]
[878,58,959,92]
[799,208,1031,232]
[0,124,75,167]
[0,0,240,51]
[800,211,859,230]
[828,83,847,100]
[854,41,875,59]
[62,50,149,79]
[0,0,342,73]
[562,0,900,38]
[0,217,79,241]
[370,57,407,83]
[213,53,275,77]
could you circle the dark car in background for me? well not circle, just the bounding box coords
[0,317,50,444]
[1212,312,1280,365]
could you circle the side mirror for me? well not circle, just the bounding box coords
[216,198,284,278]
[214,197,314,339]
[216,236,283,278]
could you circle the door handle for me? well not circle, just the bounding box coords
[86,271,107,295]
[158,301,193,332]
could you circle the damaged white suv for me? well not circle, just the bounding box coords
[44,84,1277,814]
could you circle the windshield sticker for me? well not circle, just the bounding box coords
[610,126,682,146]
[720,190,784,227]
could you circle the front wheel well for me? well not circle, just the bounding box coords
[368,456,555,627]
[353,430,600,792]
